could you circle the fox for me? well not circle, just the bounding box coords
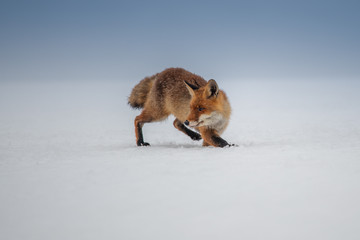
[128,68,232,147]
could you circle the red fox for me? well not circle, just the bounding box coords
[128,68,232,147]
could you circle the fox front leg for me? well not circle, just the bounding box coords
[173,119,202,141]
[200,128,231,148]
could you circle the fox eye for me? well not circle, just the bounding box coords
[198,107,205,111]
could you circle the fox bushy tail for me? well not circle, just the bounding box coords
[128,75,156,109]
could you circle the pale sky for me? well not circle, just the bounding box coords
[1,0,359,81]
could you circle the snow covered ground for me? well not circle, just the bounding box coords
[1,78,360,240]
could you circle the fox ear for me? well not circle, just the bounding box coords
[184,81,199,96]
[206,79,219,98]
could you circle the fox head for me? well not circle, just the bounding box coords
[184,79,229,132]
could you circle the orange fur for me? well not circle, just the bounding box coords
[128,68,232,147]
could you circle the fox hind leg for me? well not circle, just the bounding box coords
[134,112,151,146]
[173,118,202,141]
[134,108,169,146]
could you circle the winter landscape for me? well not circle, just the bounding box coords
[1,77,359,239]
[1,0,360,239]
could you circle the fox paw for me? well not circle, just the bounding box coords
[191,133,202,141]
[137,141,150,146]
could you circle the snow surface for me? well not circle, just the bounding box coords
[1,79,360,240]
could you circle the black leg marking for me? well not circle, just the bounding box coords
[174,119,202,141]
[181,125,202,140]
[211,135,230,148]
[136,122,150,146]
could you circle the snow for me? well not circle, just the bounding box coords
[1,78,360,240]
